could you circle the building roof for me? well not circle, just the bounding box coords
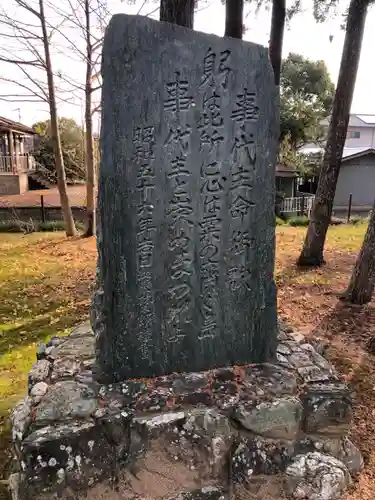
[300,146,375,162]
[276,164,298,177]
[354,114,375,125]
[0,116,36,134]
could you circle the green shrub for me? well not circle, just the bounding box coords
[276,216,286,226]
[287,215,310,227]
[38,220,66,232]
[0,220,24,233]
[38,220,85,232]
[349,215,365,225]
[0,219,85,233]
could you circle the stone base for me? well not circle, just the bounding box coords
[10,323,362,500]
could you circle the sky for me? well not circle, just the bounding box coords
[1,0,375,128]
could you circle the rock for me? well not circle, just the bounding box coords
[169,487,227,500]
[8,473,21,500]
[11,398,31,441]
[21,420,118,495]
[298,437,363,476]
[35,381,98,424]
[184,409,232,439]
[28,359,51,387]
[285,452,351,499]
[46,336,66,348]
[243,364,298,399]
[184,409,233,477]
[36,343,46,360]
[233,397,303,440]
[135,411,186,435]
[49,333,95,362]
[302,383,352,436]
[30,382,48,404]
[51,357,81,381]
[231,438,294,482]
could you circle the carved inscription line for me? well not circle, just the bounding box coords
[226,84,260,293]
[164,71,194,344]
[133,125,156,271]
[198,48,233,340]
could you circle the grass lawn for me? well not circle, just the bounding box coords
[0,224,374,498]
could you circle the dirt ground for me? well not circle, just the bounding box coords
[275,226,375,499]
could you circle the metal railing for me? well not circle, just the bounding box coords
[281,196,315,216]
[0,155,35,174]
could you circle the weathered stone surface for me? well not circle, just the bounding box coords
[30,382,48,404]
[242,363,298,399]
[35,381,98,424]
[276,341,337,383]
[11,398,31,441]
[184,409,233,476]
[231,438,294,482]
[302,383,352,436]
[94,13,279,381]
[285,452,351,499]
[297,436,363,476]
[28,359,51,387]
[21,420,124,495]
[169,487,227,500]
[233,396,303,439]
[184,409,231,439]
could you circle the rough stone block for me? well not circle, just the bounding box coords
[34,381,98,426]
[285,452,351,500]
[301,382,352,436]
[232,396,303,440]
[20,419,126,495]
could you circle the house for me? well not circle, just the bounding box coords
[275,164,297,197]
[0,116,38,195]
[278,114,375,215]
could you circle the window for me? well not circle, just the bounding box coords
[348,130,361,139]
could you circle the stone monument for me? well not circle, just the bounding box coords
[9,17,362,500]
[93,13,279,381]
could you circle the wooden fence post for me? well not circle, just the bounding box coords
[347,193,352,223]
[41,195,45,223]
[299,195,305,216]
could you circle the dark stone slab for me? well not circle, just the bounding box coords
[231,437,294,482]
[21,420,122,495]
[301,382,352,436]
[94,14,279,381]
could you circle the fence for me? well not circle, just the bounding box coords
[0,155,35,174]
[281,195,315,216]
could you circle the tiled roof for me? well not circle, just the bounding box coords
[0,116,36,134]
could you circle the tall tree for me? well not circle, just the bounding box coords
[280,53,335,147]
[0,0,77,237]
[160,0,195,27]
[298,0,371,267]
[269,0,286,85]
[39,0,76,236]
[33,0,108,237]
[225,0,244,38]
[343,202,375,304]
[33,118,86,183]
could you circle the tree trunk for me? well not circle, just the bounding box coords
[160,0,195,28]
[83,0,96,238]
[225,0,244,38]
[344,203,375,304]
[39,0,76,237]
[297,0,369,267]
[269,0,286,86]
